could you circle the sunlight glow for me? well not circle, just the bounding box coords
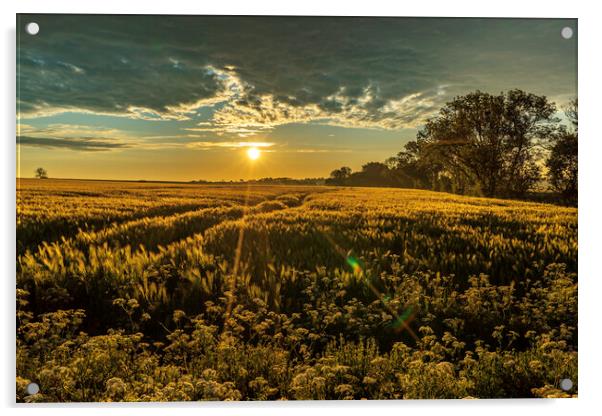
[247,147,261,160]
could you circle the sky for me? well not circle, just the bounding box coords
[17,15,577,181]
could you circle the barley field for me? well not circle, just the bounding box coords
[16,179,578,401]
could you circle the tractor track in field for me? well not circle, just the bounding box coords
[19,189,336,261]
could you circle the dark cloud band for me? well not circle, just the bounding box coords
[17,135,129,151]
[17,15,577,130]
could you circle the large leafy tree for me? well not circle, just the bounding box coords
[416,90,558,197]
[546,99,577,202]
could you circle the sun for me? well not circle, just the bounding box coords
[247,147,261,160]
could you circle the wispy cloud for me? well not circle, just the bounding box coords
[185,141,275,150]
[205,85,448,136]
[17,136,129,151]
[18,123,128,138]
[16,123,136,151]
[288,148,352,154]
[16,123,280,152]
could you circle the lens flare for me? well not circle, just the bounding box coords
[346,255,364,275]
[390,306,414,331]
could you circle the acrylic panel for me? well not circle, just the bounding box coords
[16,14,578,402]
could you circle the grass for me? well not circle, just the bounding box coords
[16,179,577,401]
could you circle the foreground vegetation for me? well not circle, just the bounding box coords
[16,179,577,401]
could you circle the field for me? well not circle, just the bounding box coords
[16,179,578,401]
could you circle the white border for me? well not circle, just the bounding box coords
[2,1,601,415]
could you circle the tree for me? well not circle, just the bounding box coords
[416,90,558,197]
[340,162,398,187]
[389,139,450,191]
[546,99,577,202]
[34,167,48,179]
[360,162,389,177]
[327,166,352,185]
[565,98,578,131]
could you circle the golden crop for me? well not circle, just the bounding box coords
[16,179,577,401]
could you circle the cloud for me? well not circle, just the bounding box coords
[16,122,279,152]
[185,141,275,150]
[207,84,449,135]
[18,15,577,133]
[19,123,127,138]
[17,136,129,151]
[287,149,352,154]
[16,123,139,151]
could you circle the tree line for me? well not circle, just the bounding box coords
[327,90,577,204]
